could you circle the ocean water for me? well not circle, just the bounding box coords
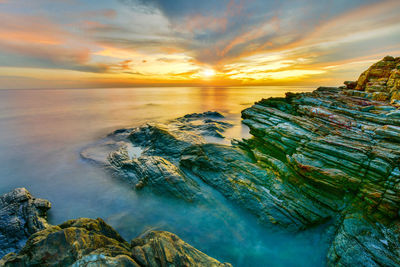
[0,86,331,266]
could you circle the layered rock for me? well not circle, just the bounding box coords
[131,231,231,267]
[1,218,231,267]
[180,144,334,230]
[352,56,400,102]
[327,212,400,266]
[0,188,51,258]
[0,191,231,266]
[81,57,400,266]
[82,111,233,202]
[241,86,400,266]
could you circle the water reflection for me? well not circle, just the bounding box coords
[0,86,331,267]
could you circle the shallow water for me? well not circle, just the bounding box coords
[0,86,332,266]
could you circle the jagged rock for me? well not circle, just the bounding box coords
[127,111,233,161]
[82,58,400,266]
[131,231,231,267]
[242,87,400,221]
[327,211,400,267]
[110,151,204,202]
[180,144,334,230]
[0,188,51,258]
[72,254,139,267]
[355,56,400,101]
[240,79,400,265]
[0,218,231,267]
[82,112,233,202]
[344,81,357,89]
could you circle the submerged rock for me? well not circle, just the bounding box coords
[0,192,231,266]
[1,218,231,267]
[82,57,400,266]
[112,153,203,202]
[0,188,51,258]
[82,111,233,202]
[180,144,333,230]
[239,57,400,265]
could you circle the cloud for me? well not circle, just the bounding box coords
[1,0,400,89]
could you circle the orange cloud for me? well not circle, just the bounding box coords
[0,13,66,45]
[1,0,400,89]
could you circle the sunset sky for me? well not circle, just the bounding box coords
[1,0,400,89]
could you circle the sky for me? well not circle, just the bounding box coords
[0,0,400,89]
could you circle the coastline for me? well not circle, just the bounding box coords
[1,56,400,266]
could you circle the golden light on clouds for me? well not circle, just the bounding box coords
[201,69,216,78]
[0,0,399,89]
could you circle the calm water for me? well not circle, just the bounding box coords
[0,87,331,266]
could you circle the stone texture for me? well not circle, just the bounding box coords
[180,144,334,230]
[81,58,400,266]
[1,218,231,267]
[344,81,357,90]
[83,111,233,202]
[111,153,204,202]
[327,211,400,267]
[240,83,400,265]
[0,188,51,258]
[241,88,400,222]
[131,231,231,267]
[354,56,400,102]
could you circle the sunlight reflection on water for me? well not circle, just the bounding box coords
[0,86,332,266]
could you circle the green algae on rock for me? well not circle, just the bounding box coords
[2,218,231,267]
[241,86,400,266]
[0,190,231,267]
[81,57,400,266]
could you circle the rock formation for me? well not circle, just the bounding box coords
[241,86,400,266]
[82,56,400,266]
[0,190,231,267]
[81,112,233,203]
[0,188,51,258]
[353,55,400,102]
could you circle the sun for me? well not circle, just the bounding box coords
[202,69,216,78]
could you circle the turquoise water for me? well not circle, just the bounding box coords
[0,87,331,266]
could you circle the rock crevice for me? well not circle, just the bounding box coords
[80,57,400,266]
[0,189,232,267]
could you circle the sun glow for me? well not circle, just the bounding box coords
[201,68,216,78]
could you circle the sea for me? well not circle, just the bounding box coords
[0,86,332,267]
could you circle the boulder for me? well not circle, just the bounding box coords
[344,81,357,89]
[0,188,51,258]
[131,231,231,267]
[1,218,232,267]
[354,56,400,101]
[82,58,400,266]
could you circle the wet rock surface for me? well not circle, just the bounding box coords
[242,86,400,266]
[81,57,400,266]
[1,218,231,267]
[0,191,231,266]
[131,231,231,267]
[327,212,400,267]
[81,111,234,203]
[0,188,51,258]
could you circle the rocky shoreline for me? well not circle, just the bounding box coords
[1,56,399,266]
[83,56,400,266]
[0,188,231,266]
